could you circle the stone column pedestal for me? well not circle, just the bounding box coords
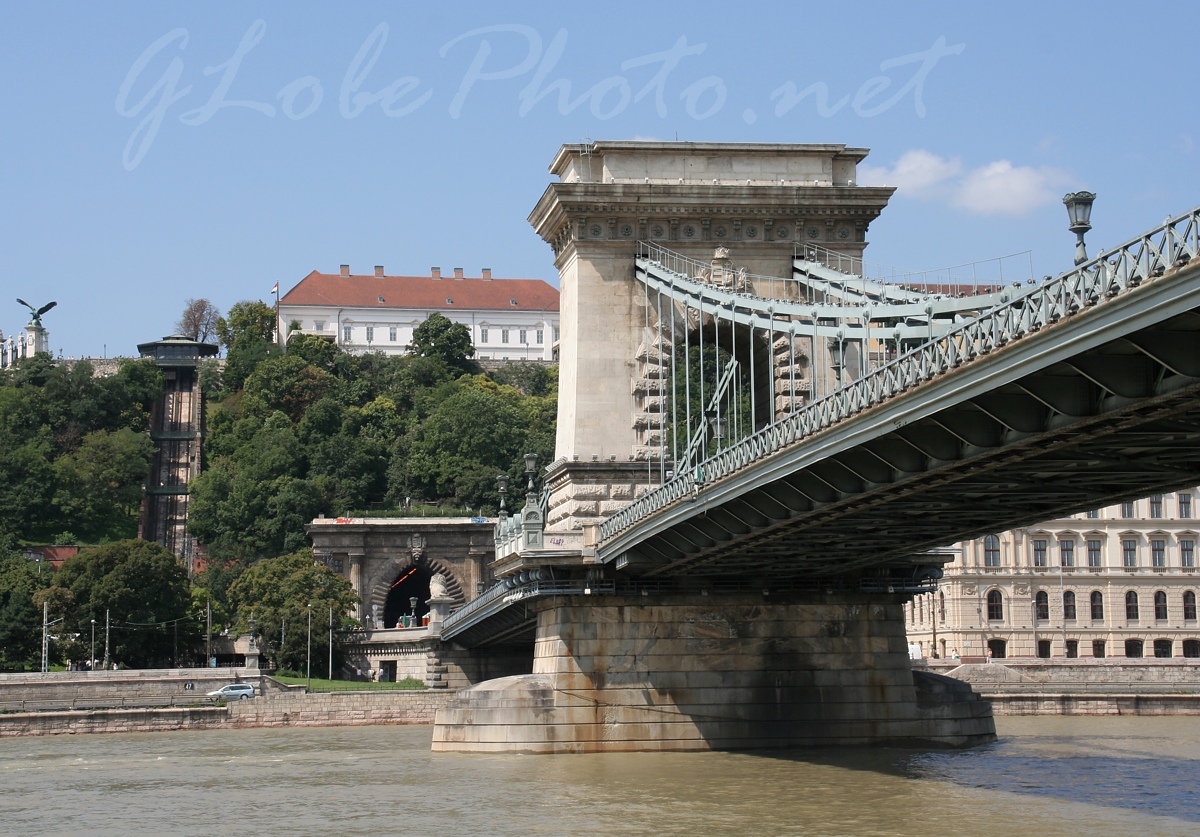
[426,596,455,636]
[432,592,994,753]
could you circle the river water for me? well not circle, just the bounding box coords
[2,716,1196,836]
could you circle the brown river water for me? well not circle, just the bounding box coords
[1,716,1197,836]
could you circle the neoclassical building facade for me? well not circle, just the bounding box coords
[907,488,1200,661]
[277,265,559,362]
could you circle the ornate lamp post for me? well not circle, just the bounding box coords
[497,473,509,518]
[523,453,538,504]
[1063,191,1096,266]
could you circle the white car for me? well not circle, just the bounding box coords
[206,683,256,700]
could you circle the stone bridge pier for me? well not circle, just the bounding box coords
[433,590,993,753]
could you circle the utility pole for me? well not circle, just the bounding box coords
[104,609,110,669]
[328,605,333,680]
[206,599,212,667]
[306,604,312,689]
[41,601,47,674]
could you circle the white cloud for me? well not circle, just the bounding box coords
[858,149,962,198]
[952,160,1070,216]
[860,149,1070,216]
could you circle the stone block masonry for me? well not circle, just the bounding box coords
[0,690,456,737]
[433,593,994,753]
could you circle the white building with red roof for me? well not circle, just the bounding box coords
[278,264,559,362]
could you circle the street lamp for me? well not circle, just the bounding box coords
[306,604,312,688]
[409,596,418,626]
[497,473,509,518]
[1063,191,1096,266]
[90,619,96,671]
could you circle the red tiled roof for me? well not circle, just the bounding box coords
[281,271,559,312]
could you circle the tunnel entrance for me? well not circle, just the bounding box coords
[384,564,431,628]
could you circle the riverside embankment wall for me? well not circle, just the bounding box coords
[0,691,456,737]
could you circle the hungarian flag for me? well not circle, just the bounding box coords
[271,282,279,294]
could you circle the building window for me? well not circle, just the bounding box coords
[1152,539,1166,568]
[1035,591,1049,620]
[1125,591,1139,621]
[1150,494,1164,519]
[365,326,374,343]
[1086,508,1100,519]
[343,324,352,342]
[1122,501,1135,518]
[987,639,1007,659]
[1037,640,1051,659]
[1182,539,1195,568]
[331,557,344,573]
[1065,639,1079,658]
[502,329,510,344]
[1125,639,1144,658]
[536,329,543,344]
[1033,539,1048,567]
[1093,639,1106,658]
[1091,591,1104,620]
[938,591,945,622]
[983,535,1000,567]
[1180,493,1193,519]
[389,326,397,342]
[480,327,488,344]
[554,327,560,341]
[1185,591,1197,621]
[986,589,1003,620]
[1154,590,1168,620]
[1088,539,1102,568]
[1122,539,1138,568]
[1063,591,1076,620]
[1061,539,1075,567]
[314,320,325,332]
[519,329,527,344]
[1184,639,1200,658]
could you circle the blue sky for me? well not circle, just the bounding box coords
[3,2,1197,359]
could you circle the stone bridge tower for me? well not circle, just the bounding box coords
[527,141,895,532]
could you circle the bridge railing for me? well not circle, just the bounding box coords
[603,206,1200,544]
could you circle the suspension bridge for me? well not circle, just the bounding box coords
[431,141,1200,753]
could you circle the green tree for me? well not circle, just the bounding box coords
[287,332,339,371]
[52,429,154,541]
[0,542,45,670]
[226,550,359,674]
[48,540,198,668]
[408,313,476,373]
[215,300,276,349]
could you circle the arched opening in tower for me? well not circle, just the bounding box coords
[384,564,431,628]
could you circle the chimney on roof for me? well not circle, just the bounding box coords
[431,267,441,279]
[454,268,464,279]
[374,265,384,277]
[340,264,350,276]
[481,268,492,280]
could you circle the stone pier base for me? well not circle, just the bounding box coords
[432,593,995,753]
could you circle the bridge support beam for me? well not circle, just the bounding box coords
[432,592,994,752]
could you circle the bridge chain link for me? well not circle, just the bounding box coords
[601,206,1200,544]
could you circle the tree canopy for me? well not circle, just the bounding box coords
[44,539,198,668]
[176,298,221,343]
[226,550,358,674]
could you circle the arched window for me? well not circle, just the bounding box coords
[1125,638,1144,658]
[1035,591,1049,620]
[1125,591,1140,621]
[984,535,1001,567]
[1185,591,1197,621]
[1063,591,1077,620]
[987,589,1004,620]
[938,591,945,622]
[1154,590,1168,621]
[1091,591,1104,620]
